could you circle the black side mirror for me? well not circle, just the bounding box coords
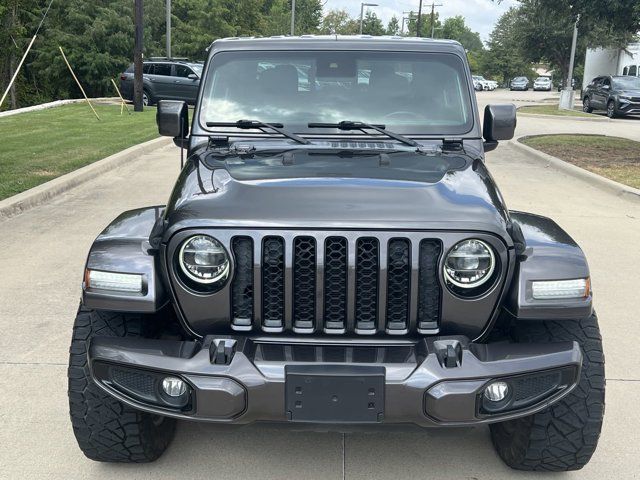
[483,104,516,152]
[156,100,189,139]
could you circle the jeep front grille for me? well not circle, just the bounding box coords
[230,232,442,335]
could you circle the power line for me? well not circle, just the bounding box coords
[0,0,56,109]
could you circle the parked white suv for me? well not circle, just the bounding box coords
[533,77,552,91]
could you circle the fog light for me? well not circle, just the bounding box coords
[162,377,187,397]
[484,381,509,402]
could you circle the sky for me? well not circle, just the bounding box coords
[323,0,518,41]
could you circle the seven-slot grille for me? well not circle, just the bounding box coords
[231,234,442,335]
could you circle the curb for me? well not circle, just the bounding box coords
[0,98,119,118]
[510,136,640,202]
[517,111,612,122]
[0,137,172,221]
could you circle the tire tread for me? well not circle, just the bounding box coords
[490,314,605,471]
[68,306,175,463]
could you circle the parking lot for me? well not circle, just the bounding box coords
[1,90,639,479]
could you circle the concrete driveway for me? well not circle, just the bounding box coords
[1,112,639,479]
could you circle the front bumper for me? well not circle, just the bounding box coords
[618,100,640,115]
[89,335,581,427]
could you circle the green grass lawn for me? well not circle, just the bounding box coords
[0,102,159,200]
[518,105,594,118]
[521,134,640,189]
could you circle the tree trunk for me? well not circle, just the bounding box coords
[9,4,18,109]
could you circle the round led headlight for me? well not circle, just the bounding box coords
[444,239,495,289]
[179,235,230,285]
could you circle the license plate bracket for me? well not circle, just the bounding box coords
[285,365,385,423]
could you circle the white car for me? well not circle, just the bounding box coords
[472,75,495,91]
[533,77,552,91]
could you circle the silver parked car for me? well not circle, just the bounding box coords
[509,76,529,91]
[533,77,552,91]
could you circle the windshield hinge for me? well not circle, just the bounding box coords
[207,136,230,149]
[442,138,464,151]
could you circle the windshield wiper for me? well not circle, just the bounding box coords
[206,119,310,145]
[307,121,420,148]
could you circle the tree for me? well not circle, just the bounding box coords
[513,0,583,83]
[483,7,535,84]
[405,11,440,37]
[319,9,358,35]
[492,0,640,85]
[440,16,483,52]
[386,15,400,36]
[361,10,384,36]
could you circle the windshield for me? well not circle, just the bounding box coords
[514,77,527,82]
[191,64,203,76]
[613,76,640,90]
[199,50,473,135]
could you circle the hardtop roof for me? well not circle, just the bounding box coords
[209,35,465,54]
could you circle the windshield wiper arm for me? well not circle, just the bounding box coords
[307,121,420,148]
[206,119,310,145]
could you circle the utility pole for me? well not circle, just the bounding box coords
[416,0,423,37]
[166,0,171,58]
[359,3,378,35]
[133,0,144,112]
[559,14,579,110]
[429,2,443,38]
[290,0,296,35]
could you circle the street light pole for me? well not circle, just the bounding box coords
[559,14,580,110]
[133,0,144,112]
[290,0,296,36]
[166,0,171,58]
[359,3,378,35]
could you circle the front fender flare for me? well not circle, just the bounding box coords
[82,206,168,313]
[505,211,592,320]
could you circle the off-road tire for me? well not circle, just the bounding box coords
[490,314,605,471]
[68,306,176,462]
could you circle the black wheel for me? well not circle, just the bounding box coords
[490,314,605,471]
[68,306,176,462]
[582,97,593,113]
[606,100,617,118]
[143,89,154,107]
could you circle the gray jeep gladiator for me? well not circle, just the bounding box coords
[68,36,604,471]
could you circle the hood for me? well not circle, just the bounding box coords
[162,145,511,240]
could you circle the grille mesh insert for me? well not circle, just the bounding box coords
[293,236,316,330]
[231,237,253,326]
[418,239,442,330]
[111,368,155,396]
[355,237,379,331]
[324,237,348,331]
[262,236,285,328]
[386,239,411,331]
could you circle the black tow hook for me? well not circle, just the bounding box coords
[209,339,237,365]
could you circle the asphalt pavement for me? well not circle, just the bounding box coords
[1,92,639,479]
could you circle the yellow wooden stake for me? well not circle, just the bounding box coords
[110,78,132,115]
[58,46,100,121]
